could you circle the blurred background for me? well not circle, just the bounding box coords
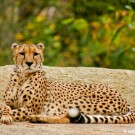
[0,0,135,69]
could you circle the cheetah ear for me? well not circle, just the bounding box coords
[37,43,44,50]
[11,43,19,50]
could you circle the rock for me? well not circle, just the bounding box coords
[0,65,135,134]
[0,65,135,109]
[0,122,135,135]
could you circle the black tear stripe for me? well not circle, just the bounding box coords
[33,56,37,67]
[33,52,37,66]
[15,56,17,64]
[37,55,43,69]
[21,59,24,67]
[39,54,43,64]
[20,46,25,66]
[16,54,24,68]
[16,54,20,64]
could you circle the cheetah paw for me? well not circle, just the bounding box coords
[29,115,37,123]
[29,115,48,123]
[29,115,70,123]
[1,115,12,124]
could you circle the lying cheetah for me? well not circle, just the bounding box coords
[0,43,135,124]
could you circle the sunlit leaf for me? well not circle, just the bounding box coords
[73,18,88,31]
[125,5,132,10]
[62,18,74,25]
[107,6,115,11]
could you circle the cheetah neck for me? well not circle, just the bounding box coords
[14,68,45,86]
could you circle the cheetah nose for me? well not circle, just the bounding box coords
[26,62,33,67]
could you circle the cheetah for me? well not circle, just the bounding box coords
[0,43,135,124]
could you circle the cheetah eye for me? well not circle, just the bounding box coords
[19,52,25,56]
[34,52,39,56]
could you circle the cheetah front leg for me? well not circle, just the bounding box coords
[29,115,70,124]
[0,103,12,124]
[0,103,32,124]
[11,107,32,122]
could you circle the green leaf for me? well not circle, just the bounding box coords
[107,6,115,11]
[125,5,132,10]
[73,18,88,31]
[62,18,74,25]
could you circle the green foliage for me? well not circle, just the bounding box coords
[0,0,135,69]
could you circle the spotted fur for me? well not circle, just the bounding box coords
[0,43,135,124]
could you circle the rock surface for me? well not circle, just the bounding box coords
[0,122,135,135]
[0,65,135,134]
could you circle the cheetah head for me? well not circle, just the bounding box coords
[11,43,44,73]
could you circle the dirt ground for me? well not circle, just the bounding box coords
[0,122,135,135]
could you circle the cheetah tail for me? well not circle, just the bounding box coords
[67,108,135,124]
